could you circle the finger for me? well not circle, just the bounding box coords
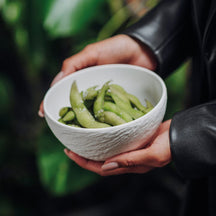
[64,149,154,176]
[157,119,171,134]
[38,101,44,118]
[145,119,171,145]
[50,71,65,87]
[64,149,103,173]
[150,120,171,138]
[51,48,98,87]
[102,149,155,171]
[101,165,153,176]
[61,47,98,76]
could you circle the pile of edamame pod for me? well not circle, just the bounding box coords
[58,81,154,128]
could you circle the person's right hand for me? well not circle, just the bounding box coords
[38,34,157,117]
[64,120,172,176]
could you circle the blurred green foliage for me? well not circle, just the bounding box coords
[165,62,188,120]
[44,0,105,38]
[37,133,99,195]
[0,0,187,214]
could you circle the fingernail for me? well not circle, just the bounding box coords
[64,148,71,155]
[64,148,68,154]
[38,110,44,118]
[102,162,119,171]
[51,71,64,86]
[64,149,73,157]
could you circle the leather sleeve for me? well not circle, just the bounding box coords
[170,101,216,178]
[123,0,193,78]
[123,0,216,179]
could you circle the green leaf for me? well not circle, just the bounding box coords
[43,0,105,38]
[1,1,22,25]
[97,5,130,41]
[37,131,99,196]
[164,62,189,119]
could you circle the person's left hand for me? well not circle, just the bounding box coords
[64,120,172,176]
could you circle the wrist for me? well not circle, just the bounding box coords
[131,36,158,71]
[120,34,158,71]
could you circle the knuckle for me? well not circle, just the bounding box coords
[83,44,98,60]
[155,156,167,167]
[99,171,108,177]
[148,150,166,167]
[83,44,93,52]
[62,58,70,68]
[124,158,137,168]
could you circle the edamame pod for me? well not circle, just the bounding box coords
[103,101,133,122]
[127,93,148,114]
[62,110,75,122]
[145,99,154,112]
[109,84,150,113]
[59,107,70,118]
[93,81,110,121]
[109,84,130,104]
[82,85,98,100]
[58,81,153,128]
[109,85,144,119]
[70,81,111,128]
[103,111,126,126]
[104,95,114,102]
[58,118,65,124]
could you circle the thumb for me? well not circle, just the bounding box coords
[51,45,98,86]
[61,45,98,75]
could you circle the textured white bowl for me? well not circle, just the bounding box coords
[44,64,167,161]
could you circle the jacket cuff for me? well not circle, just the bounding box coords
[122,0,192,78]
[170,101,216,179]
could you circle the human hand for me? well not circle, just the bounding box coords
[38,34,157,117]
[64,120,172,176]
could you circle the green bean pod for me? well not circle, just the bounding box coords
[70,81,111,128]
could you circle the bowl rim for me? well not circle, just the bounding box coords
[44,64,167,132]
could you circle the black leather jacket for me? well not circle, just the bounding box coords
[124,0,216,215]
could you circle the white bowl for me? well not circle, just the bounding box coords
[44,64,167,161]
